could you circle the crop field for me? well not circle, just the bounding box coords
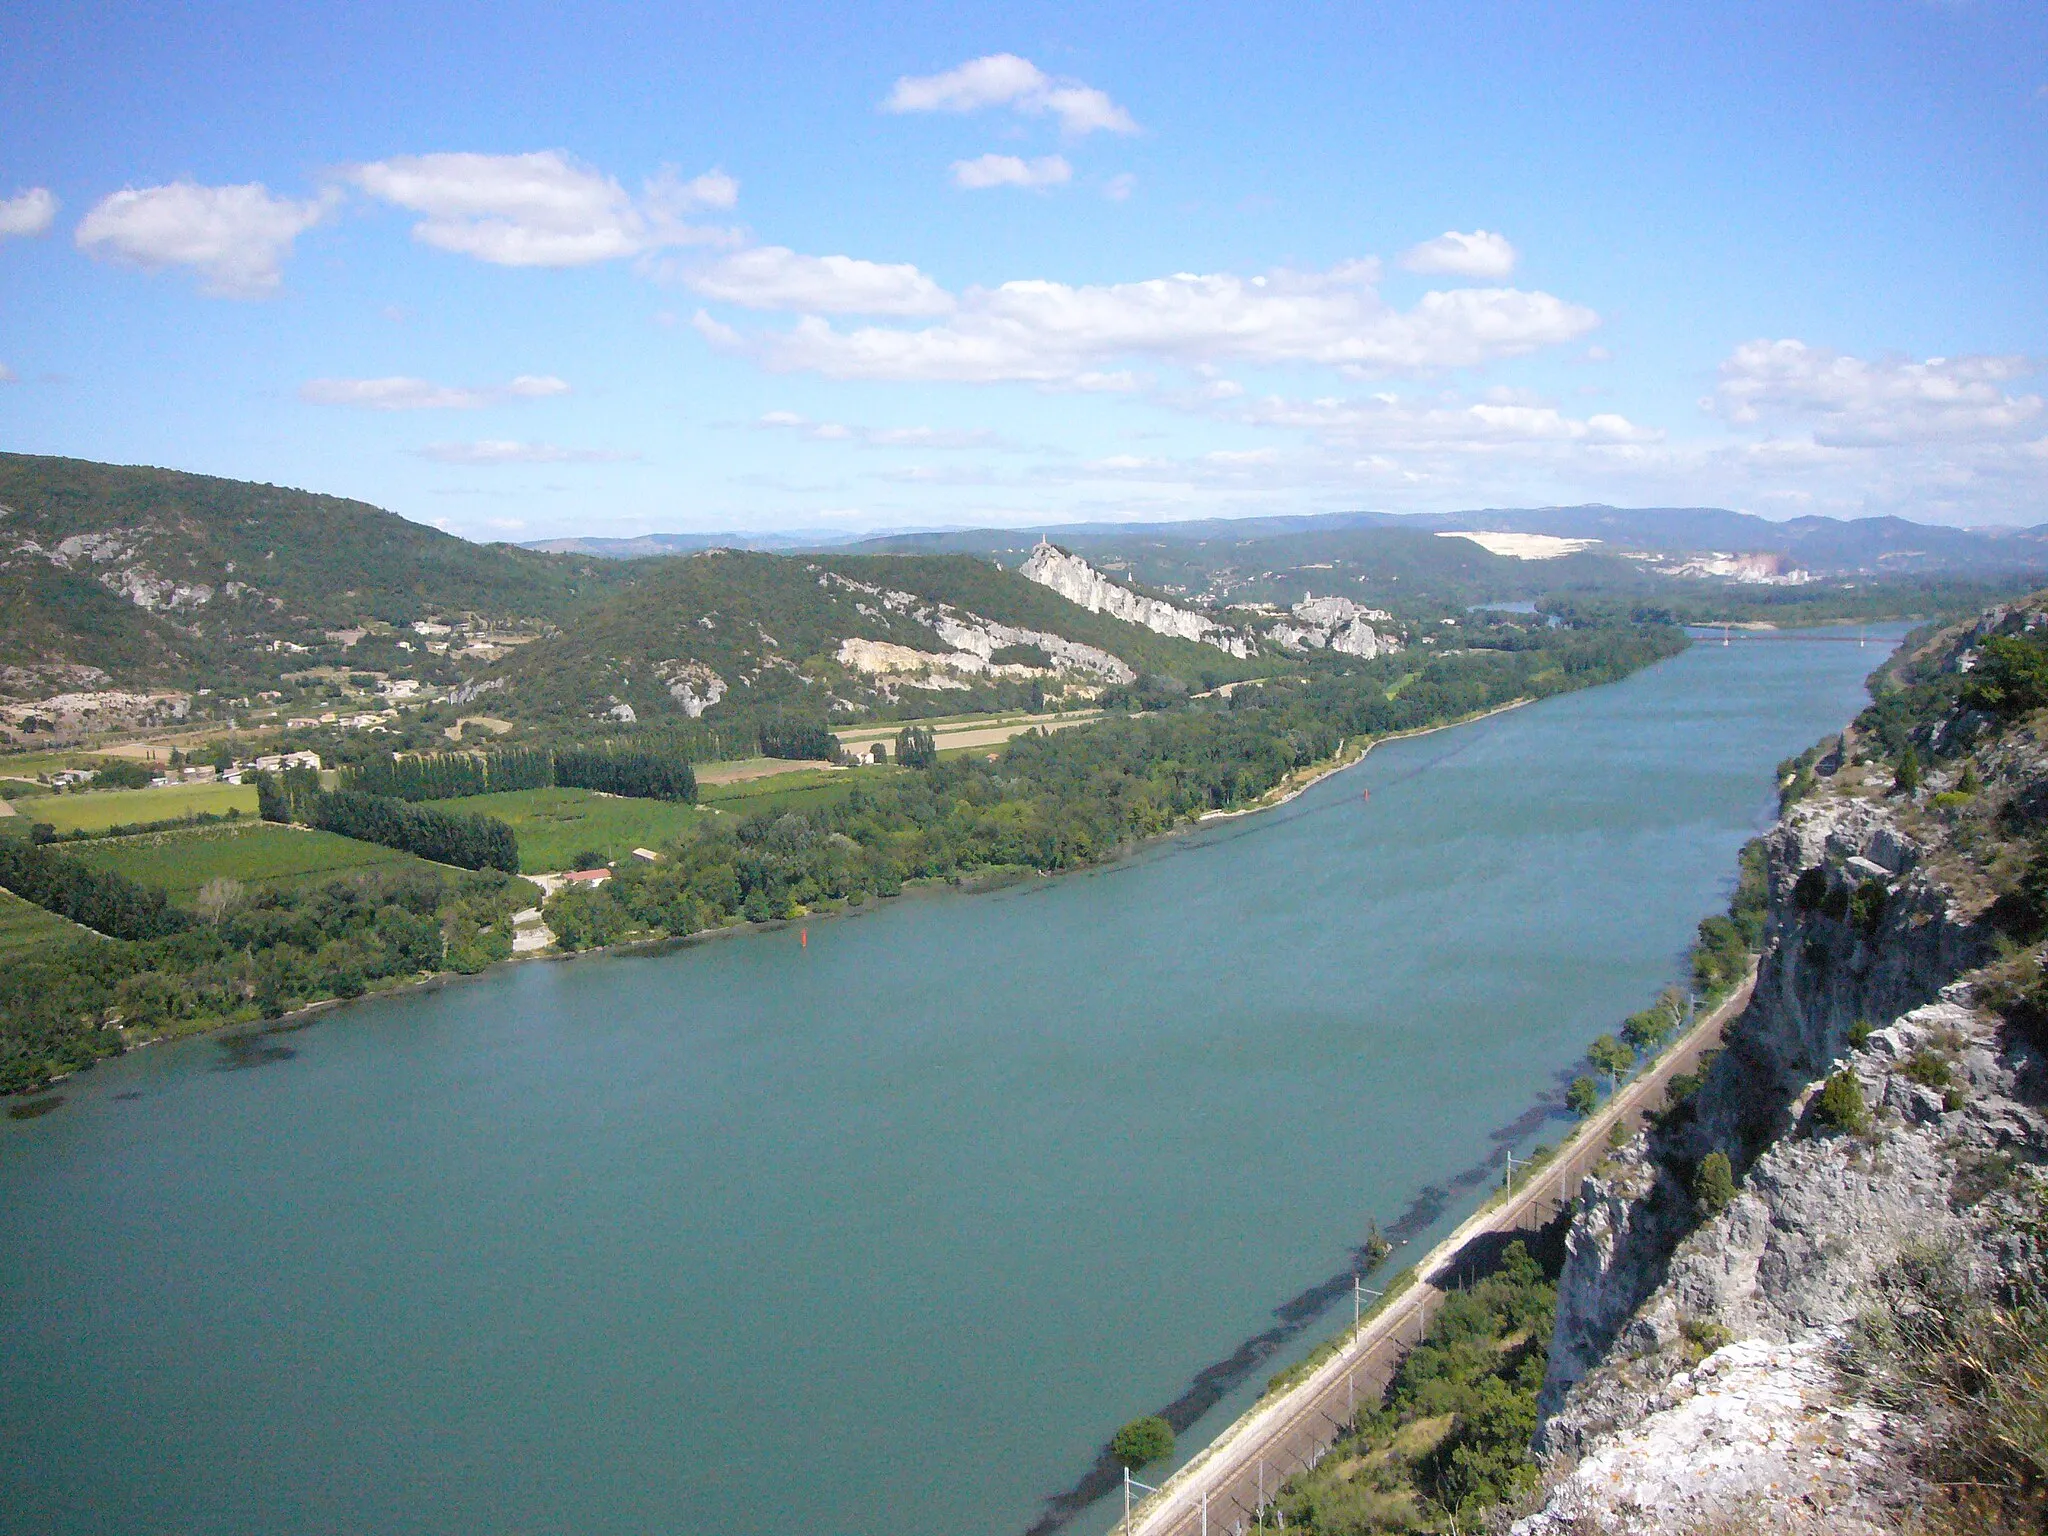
[70,823,437,903]
[441,786,709,872]
[22,782,259,835]
[698,765,898,819]
[0,887,96,958]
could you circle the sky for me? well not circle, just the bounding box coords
[3,1,2046,541]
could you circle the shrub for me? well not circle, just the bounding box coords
[1565,1076,1598,1117]
[1109,1415,1174,1469]
[1813,1069,1870,1135]
[1693,1151,1735,1214]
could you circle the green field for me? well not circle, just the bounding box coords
[71,822,440,903]
[698,765,899,820]
[22,782,259,835]
[0,886,97,958]
[442,786,710,872]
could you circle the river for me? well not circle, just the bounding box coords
[0,628,1899,1536]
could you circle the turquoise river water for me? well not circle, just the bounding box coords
[0,629,1900,1536]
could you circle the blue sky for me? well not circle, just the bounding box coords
[3,1,2045,539]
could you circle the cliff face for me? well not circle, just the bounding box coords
[1519,663,2048,1531]
[1017,541,1258,658]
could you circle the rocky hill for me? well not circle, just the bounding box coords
[0,452,631,699]
[481,550,1263,728]
[1514,599,2048,1535]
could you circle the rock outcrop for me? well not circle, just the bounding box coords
[1518,683,2048,1531]
[1018,540,1256,658]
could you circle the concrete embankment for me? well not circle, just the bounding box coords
[1118,968,1755,1536]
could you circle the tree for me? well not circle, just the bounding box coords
[1693,1150,1735,1214]
[1962,634,2048,718]
[1893,744,1922,794]
[1110,1415,1174,1469]
[195,877,245,924]
[1565,1076,1598,1117]
[1814,1069,1870,1135]
[1957,761,1982,794]
[1587,1034,1634,1078]
[897,724,938,769]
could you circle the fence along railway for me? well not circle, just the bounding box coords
[1114,967,1757,1536]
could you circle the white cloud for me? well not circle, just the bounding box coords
[0,187,57,238]
[704,260,1597,387]
[1401,230,1518,280]
[1103,173,1137,202]
[300,374,572,410]
[352,151,736,267]
[75,181,336,297]
[1240,391,1662,454]
[682,246,954,315]
[1710,339,2043,446]
[412,439,632,464]
[951,154,1072,191]
[883,53,1138,136]
[754,411,998,448]
[0,362,15,383]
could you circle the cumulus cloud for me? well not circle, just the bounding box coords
[75,181,337,296]
[680,246,954,315]
[1710,339,2044,446]
[0,362,15,383]
[300,374,571,410]
[1103,173,1137,202]
[411,439,632,464]
[951,154,1072,191]
[700,260,1597,387]
[883,53,1138,136]
[0,187,57,238]
[1401,230,1518,280]
[351,151,737,267]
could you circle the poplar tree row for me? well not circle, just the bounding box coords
[336,745,694,804]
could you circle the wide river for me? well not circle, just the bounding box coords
[0,629,1898,1536]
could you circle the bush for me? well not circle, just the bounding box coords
[1814,1069,1870,1135]
[1565,1076,1598,1117]
[1693,1150,1735,1213]
[1109,1415,1174,1469]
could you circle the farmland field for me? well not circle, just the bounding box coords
[23,782,259,835]
[698,765,899,820]
[441,787,709,873]
[70,823,440,903]
[0,887,96,958]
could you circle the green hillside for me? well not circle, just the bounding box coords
[0,452,633,696]
[488,549,1248,728]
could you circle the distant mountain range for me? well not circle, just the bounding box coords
[527,505,2048,578]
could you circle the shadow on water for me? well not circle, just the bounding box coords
[1021,1089,1576,1536]
[6,1095,63,1120]
[213,1021,310,1071]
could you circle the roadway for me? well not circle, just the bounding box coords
[1119,967,1757,1536]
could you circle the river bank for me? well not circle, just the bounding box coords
[0,625,1905,1536]
[18,695,1554,1098]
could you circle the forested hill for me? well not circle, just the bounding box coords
[0,452,631,694]
[487,550,1258,727]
